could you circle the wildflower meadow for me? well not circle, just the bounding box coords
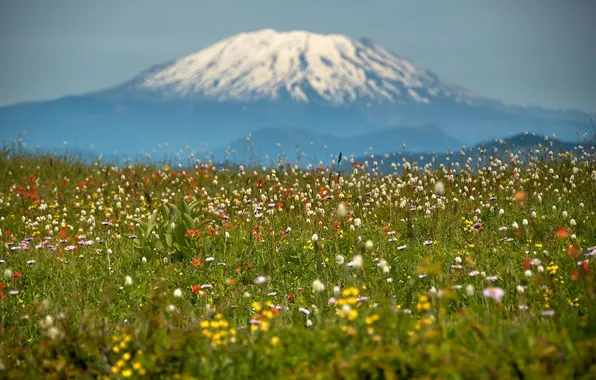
[1,136,596,379]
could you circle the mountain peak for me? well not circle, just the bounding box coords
[114,29,487,106]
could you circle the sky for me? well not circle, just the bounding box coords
[1,0,595,112]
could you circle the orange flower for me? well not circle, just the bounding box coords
[514,190,527,205]
[555,227,569,239]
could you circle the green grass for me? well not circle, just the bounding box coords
[0,141,596,379]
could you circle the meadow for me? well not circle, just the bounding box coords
[0,136,595,379]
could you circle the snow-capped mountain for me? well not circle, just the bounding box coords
[107,29,490,107]
[1,29,592,162]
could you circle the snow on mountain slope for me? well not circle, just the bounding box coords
[132,29,489,106]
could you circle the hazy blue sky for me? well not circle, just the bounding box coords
[1,0,595,112]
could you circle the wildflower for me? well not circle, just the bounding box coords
[515,285,526,294]
[270,336,279,346]
[3,269,12,281]
[335,255,345,265]
[482,287,505,302]
[124,276,133,286]
[312,279,325,292]
[353,218,362,227]
[254,275,269,285]
[433,181,445,195]
[350,254,363,269]
[47,326,60,340]
[337,203,347,218]
[299,307,311,315]
[165,304,177,312]
[365,240,374,250]
[173,288,183,298]
[141,257,147,264]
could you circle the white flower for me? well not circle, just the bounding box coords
[312,279,325,292]
[165,304,177,313]
[306,319,313,327]
[311,233,318,243]
[173,288,183,298]
[336,203,347,218]
[299,307,311,315]
[511,222,519,230]
[353,218,362,227]
[466,284,475,296]
[44,315,54,327]
[124,275,133,286]
[499,209,505,216]
[141,257,147,264]
[433,181,445,195]
[524,270,532,277]
[522,219,528,226]
[365,240,374,250]
[351,254,363,269]
[386,278,393,283]
[3,269,13,281]
[531,211,537,219]
[47,326,60,340]
[333,286,341,298]
[455,256,462,264]
[516,285,525,294]
[254,275,269,285]
[335,255,345,265]
[570,219,576,226]
[537,266,544,273]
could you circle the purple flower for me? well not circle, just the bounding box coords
[482,287,504,301]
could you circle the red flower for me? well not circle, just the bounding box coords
[287,293,294,303]
[191,258,203,266]
[13,272,22,279]
[191,285,200,294]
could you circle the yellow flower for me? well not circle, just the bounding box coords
[348,309,358,321]
[122,369,133,377]
[122,352,131,361]
[133,362,142,370]
[270,336,279,346]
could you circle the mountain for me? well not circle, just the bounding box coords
[213,124,465,165]
[0,29,593,162]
